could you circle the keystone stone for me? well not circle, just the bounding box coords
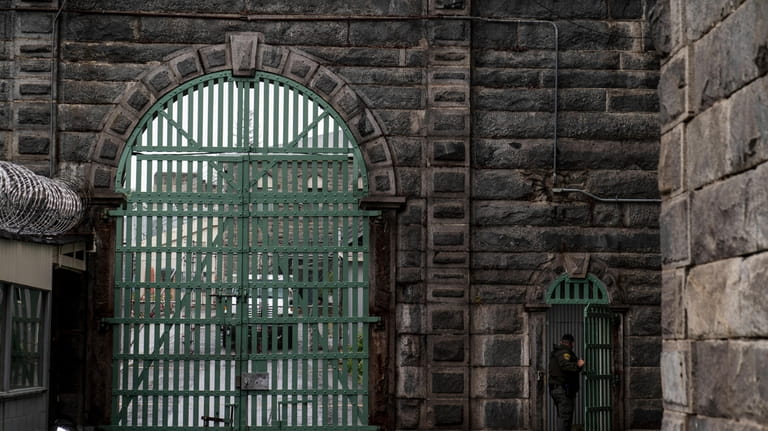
[431,371,464,394]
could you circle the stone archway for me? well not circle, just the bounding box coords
[87,32,396,198]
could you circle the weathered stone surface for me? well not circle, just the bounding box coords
[474,0,606,19]
[349,20,424,47]
[478,399,524,429]
[397,366,426,398]
[62,13,136,41]
[689,416,765,431]
[430,308,464,331]
[609,90,659,113]
[685,0,748,42]
[630,367,662,399]
[432,403,463,426]
[60,132,96,162]
[472,367,525,398]
[18,134,49,154]
[660,344,689,407]
[687,252,768,338]
[660,195,688,265]
[690,0,768,112]
[397,304,426,334]
[621,52,661,70]
[397,335,422,367]
[659,125,682,194]
[628,399,663,429]
[630,336,662,367]
[629,306,661,336]
[431,371,464,394]
[693,340,768,423]
[432,336,465,362]
[661,410,689,431]
[472,170,534,200]
[661,269,685,339]
[59,81,125,104]
[471,304,523,334]
[397,399,421,429]
[473,335,523,367]
[689,171,755,264]
[685,102,727,190]
[726,75,768,173]
[433,170,465,193]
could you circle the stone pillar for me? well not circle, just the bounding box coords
[655,0,768,429]
[11,1,58,176]
[424,1,471,429]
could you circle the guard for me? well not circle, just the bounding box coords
[548,333,585,431]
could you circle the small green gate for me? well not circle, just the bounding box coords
[545,273,614,431]
[110,71,379,430]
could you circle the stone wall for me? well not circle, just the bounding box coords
[1,0,663,429]
[655,0,768,430]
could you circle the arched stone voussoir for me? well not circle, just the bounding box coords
[166,48,205,83]
[97,33,397,199]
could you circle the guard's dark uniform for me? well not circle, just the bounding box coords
[549,343,582,431]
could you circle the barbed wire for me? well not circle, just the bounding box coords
[0,161,86,236]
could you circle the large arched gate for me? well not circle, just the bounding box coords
[109,71,379,430]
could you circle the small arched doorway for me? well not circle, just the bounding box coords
[545,273,615,431]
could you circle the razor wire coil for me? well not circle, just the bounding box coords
[0,161,85,235]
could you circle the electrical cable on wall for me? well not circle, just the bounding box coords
[0,161,85,235]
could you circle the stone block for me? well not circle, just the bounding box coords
[472,139,551,170]
[431,336,466,363]
[432,201,466,220]
[690,174,753,264]
[59,81,125,105]
[18,82,50,97]
[396,168,423,197]
[398,282,426,303]
[472,170,534,200]
[553,69,659,90]
[473,88,552,112]
[477,399,525,430]
[168,50,202,81]
[685,102,727,190]
[629,399,663,429]
[660,410,689,431]
[309,67,341,96]
[659,125,682,194]
[368,167,395,195]
[558,88,606,112]
[689,415,765,431]
[660,344,689,407]
[397,304,426,334]
[17,134,49,154]
[143,66,178,97]
[59,132,95,162]
[431,403,464,426]
[429,20,468,44]
[472,367,526,398]
[61,13,134,41]
[621,52,661,71]
[648,0,685,57]
[685,0,747,42]
[349,20,424,47]
[608,90,659,112]
[258,45,287,72]
[471,68,542,88]
[661,269,685,339]
[350,109,382,144]
[473,0,606,19]
[630,367,662,399]
[198,44,229,73]
[358,85,424,110]
[397,334,422,367]
[726,76,768,173]
[690,0,768,112]
[429,307,465,332]
[630,336,662,367]
[660,194,689,265]
[629,306,661,336]
[471,304,524,335]
[389,137,422,167]
[397,399,422,429]
[692,340,768,423]
[16,103,50,126]
[685,258,740,338]
[473,335,524,367]
[284,52,319,85]
[430,370,465,394]
[397,366,426,398]
[433,169,465,194]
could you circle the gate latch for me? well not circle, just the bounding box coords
[236,372,270,390]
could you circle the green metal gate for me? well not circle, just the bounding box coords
[583,304,614,431]
[110,71,379,430]
[545,274,614,431]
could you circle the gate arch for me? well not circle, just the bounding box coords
[110,69,381,430]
